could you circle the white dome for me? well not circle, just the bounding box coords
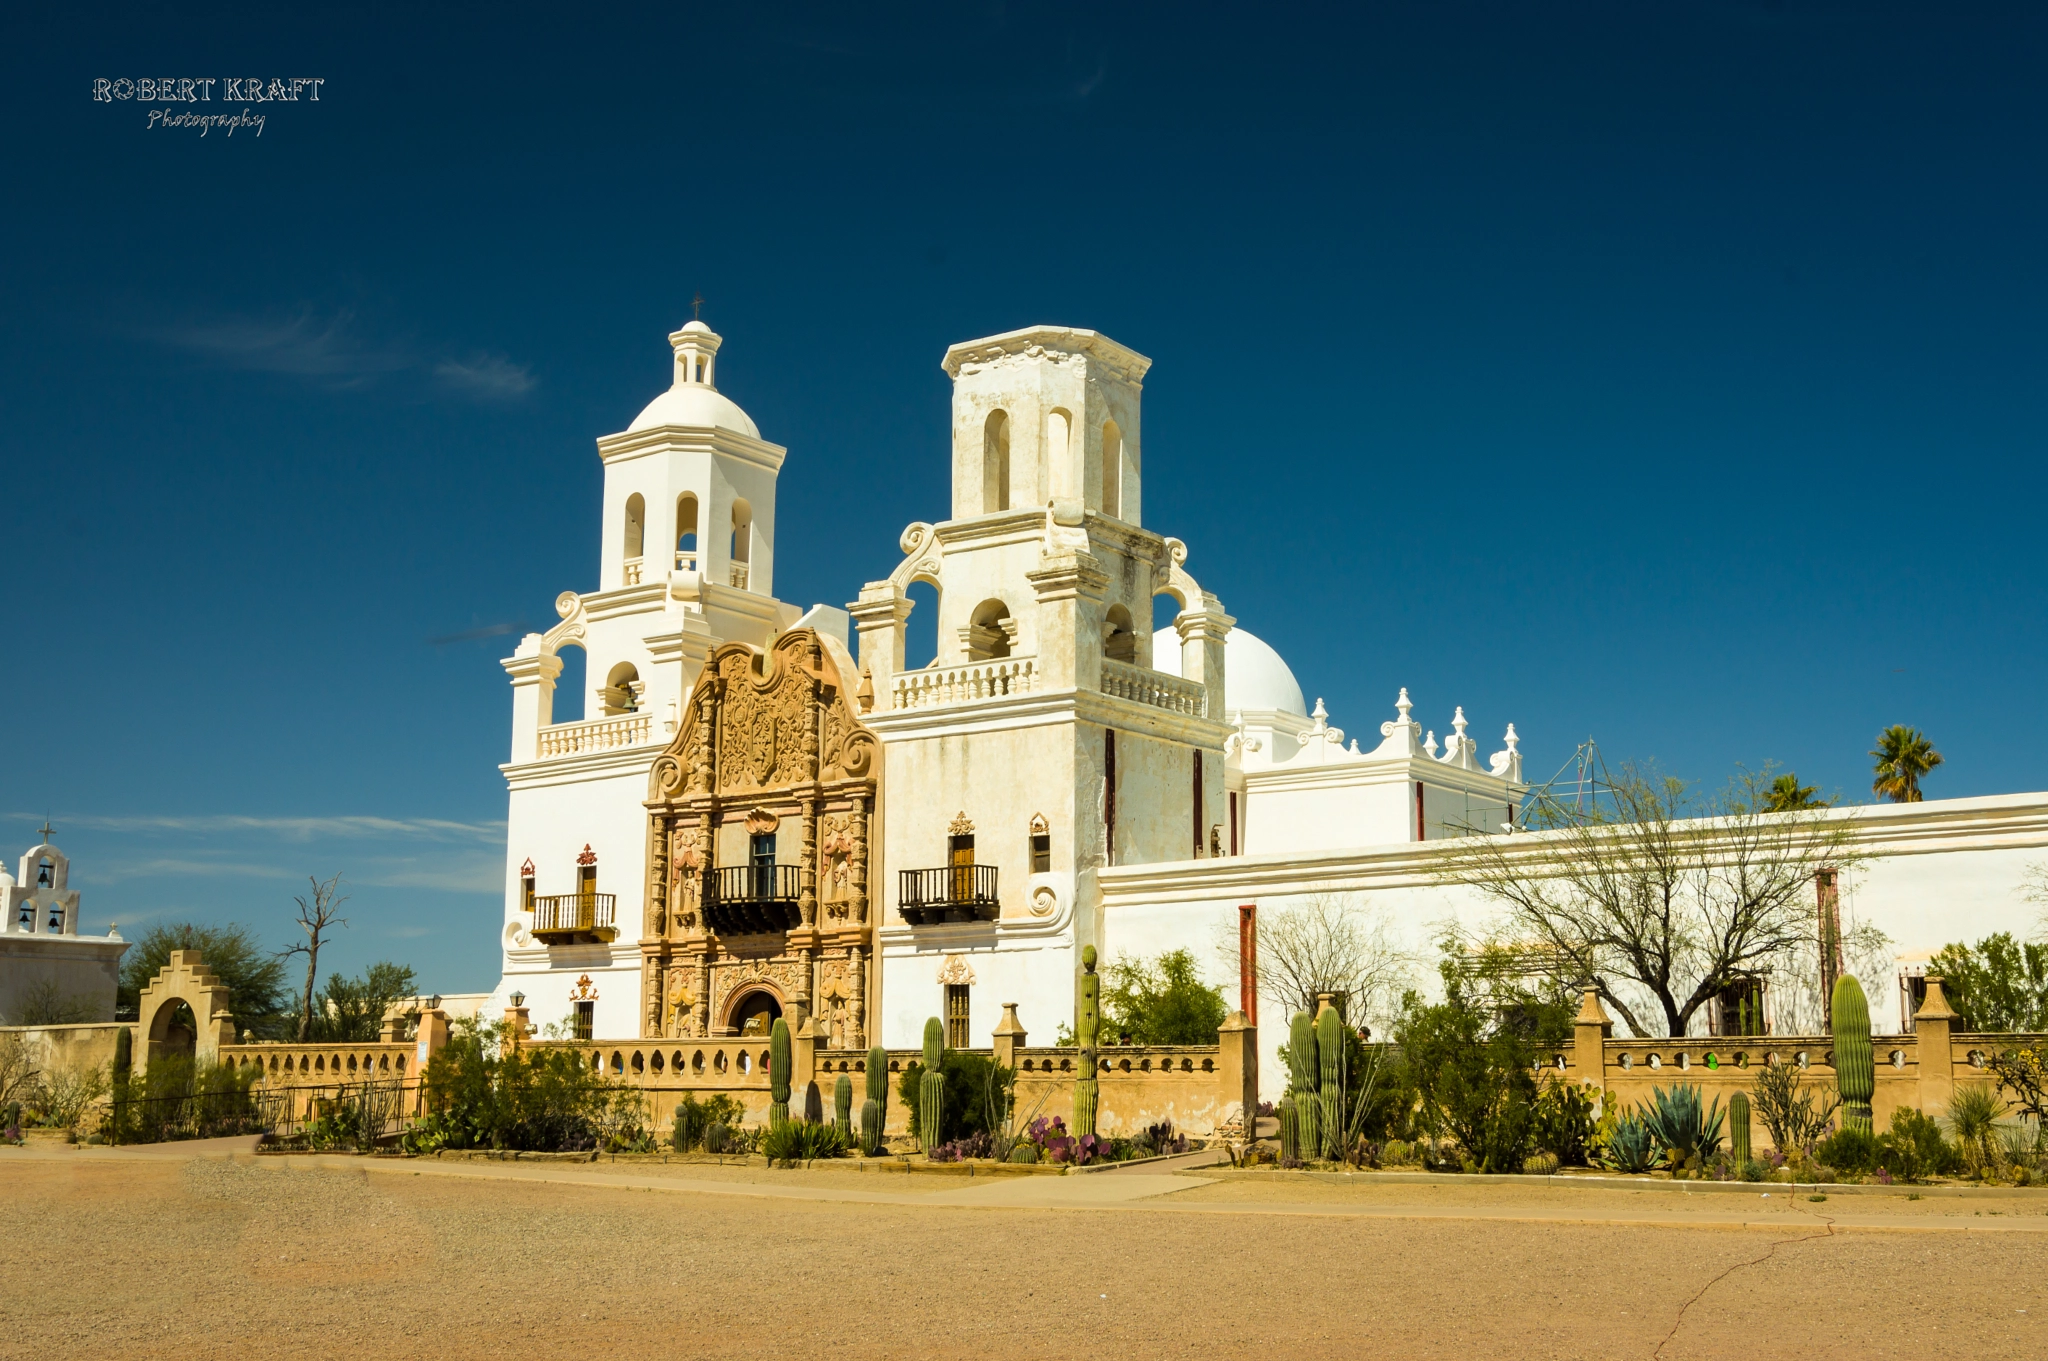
[1150,624,1306,717]
[628,382,760,439]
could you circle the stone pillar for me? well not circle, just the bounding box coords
[1174,601,1236,720]
[1025,544,1110,693]
[850,587,912,700]
[503,1003,532,1051]
[501,646,563,765]
[992,1003,1027,1071]
[846,944,866,1050]
[1914,975,1959,1115]
[1217,1010,1258,1137]
[1572,988,1612,1095]
[792,1014,819,1091]
[413,1007,450,1079]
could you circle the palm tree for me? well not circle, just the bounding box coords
[1871,725,1943,803]
[1764,773,1824,811]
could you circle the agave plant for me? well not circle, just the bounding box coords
[1602,1111,1657,1173]
[1640,1084,1725,1169]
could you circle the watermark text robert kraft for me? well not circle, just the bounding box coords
[94,77,326,136]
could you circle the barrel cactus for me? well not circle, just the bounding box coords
[1287,1012,1319,1159]
[1832,973,1874,1133]
[768,1017,792,1128]
[918,1016,946,1154]
[1074,944,1101,1139]
[833,1074,853,1136]
[1729,1091,1752,1163]
[1316,1004,1343,1159]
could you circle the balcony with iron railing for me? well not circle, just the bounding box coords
[897,864,1000,926]
[703,864,802,935]
[531,893,617,945]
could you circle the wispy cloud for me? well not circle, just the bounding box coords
[435,353,536,399]
[148,308,533,404]
[11,812,504,845]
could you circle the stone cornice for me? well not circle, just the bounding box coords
[595,423,788,474]
[1098,791,2048,903]
[940,325,1152,385]
[502,745,664,791]
[865,686,1232,747]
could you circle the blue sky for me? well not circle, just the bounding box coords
[3,2,2044,992]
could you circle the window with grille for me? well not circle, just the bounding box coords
[573,1000,595,1041]
[1030,832,1051,874]
[945,984,970,1049]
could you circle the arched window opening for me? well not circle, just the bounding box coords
[624,493,645,559]
[1103,603,1137,664]
[983,410,1011,513]
[729,497,753,590]
[551,641,587,723]
[965,599,1013,662]
[602,661,641,715]
[905,579,941,669]
[675,492,699,572]
[1045,409,1070,508]
[1101,421,1122,518]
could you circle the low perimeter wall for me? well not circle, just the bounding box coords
[1563,987,2039,1153]
[520,1008,1261,1138]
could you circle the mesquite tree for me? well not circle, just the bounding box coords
[285,874,350,1043]
[1434,764,1857,1038]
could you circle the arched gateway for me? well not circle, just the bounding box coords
[135,950,236,1069]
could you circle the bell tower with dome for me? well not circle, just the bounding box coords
[494,318,847,1042]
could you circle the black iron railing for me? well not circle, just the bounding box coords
[704,864,803,935]
[532,892,617,943]
[96,1080,414,1148]
[898,864,1000,925]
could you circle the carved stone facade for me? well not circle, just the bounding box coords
[641,628,879,1047]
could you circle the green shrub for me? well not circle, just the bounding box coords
[1738,1158,1770,1182]
[671,1094,746,1151]
[761,1118,848,1162]
[1878,1107,1959,1181]
[897,1051,1014,1145]
[1533,1077,1596,1166]
[1816,1126,1880,1175]
[1395,964,1555,1173]
[1947,1084,2005,1173]
[1100,949,1228,1045]
[410,1020,639,1152]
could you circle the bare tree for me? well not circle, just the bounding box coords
[284,874,350,1043]
[1227,894,1412,1035]
[0,1032,41,1111]
[1433,764,1859,1039]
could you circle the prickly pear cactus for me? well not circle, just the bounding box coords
[1831,973,1874,1133]
[768,1017,792,1128]
[1074,944,1102,1139]
[919,1016,946,1154]
[1729,1091,1752,1163]
[834,1074,854,1136]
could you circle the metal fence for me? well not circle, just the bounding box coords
[99,1080,414,1148]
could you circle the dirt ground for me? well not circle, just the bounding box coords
[3,1149,2044,1360]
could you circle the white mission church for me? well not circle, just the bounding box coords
[488,320,2047,1089]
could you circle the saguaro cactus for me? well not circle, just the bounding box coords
[1074,944,1102,1139]
[919,1016,946,1154]
[1277,1097,1300,1162]
[834,1074,853,1136]
[802,1080,824,1125]
[768,1017,792,1128]
[1286,1011,1319,1160]
[1316,1005,1343,1160]
[1729,1091,1752,1163]
[1832,973,1874,1133]
[112,1026,132,1081]
[861,1043,888,1155]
